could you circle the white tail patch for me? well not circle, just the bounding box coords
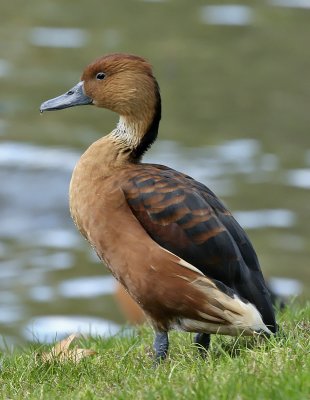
[180,305,271,336]
[224,295,271,334]
[182,277,272,336]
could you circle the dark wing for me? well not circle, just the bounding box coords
[188,178,262,274]
[122,164,276,332]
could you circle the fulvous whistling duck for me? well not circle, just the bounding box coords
[40,53,277,362]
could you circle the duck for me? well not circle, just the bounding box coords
[40,53,277,362]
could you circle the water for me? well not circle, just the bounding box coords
[0,0,309,347]
[29,28,89,48]
[23,316,120,343]
[286,169,310,189]
[200,5,254,26]
[270,0,310,8]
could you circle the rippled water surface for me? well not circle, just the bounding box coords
[0,0,309,346]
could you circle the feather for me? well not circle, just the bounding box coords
[120,164,277,333]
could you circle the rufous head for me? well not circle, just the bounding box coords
[40,53,160,119]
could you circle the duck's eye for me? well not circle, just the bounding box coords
[96,72,106,80]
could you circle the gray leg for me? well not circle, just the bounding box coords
[194,333,211,357]
[153,331,169,363]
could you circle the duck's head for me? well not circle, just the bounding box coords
[40,53,160,120]
[40,53,161,159]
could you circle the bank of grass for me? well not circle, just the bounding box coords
[1,303,309,400]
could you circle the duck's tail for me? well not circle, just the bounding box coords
[178,275,272,336]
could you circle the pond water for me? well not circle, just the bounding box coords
[0,0,309,348]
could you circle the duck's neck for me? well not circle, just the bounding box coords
[77,80,161,175]
[110,84,161,163]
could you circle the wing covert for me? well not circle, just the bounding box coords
[123,165,246,283]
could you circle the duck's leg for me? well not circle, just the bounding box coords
[194,333,211,357]
[153,331,169,364]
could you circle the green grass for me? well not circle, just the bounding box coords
[1,303,309,400]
